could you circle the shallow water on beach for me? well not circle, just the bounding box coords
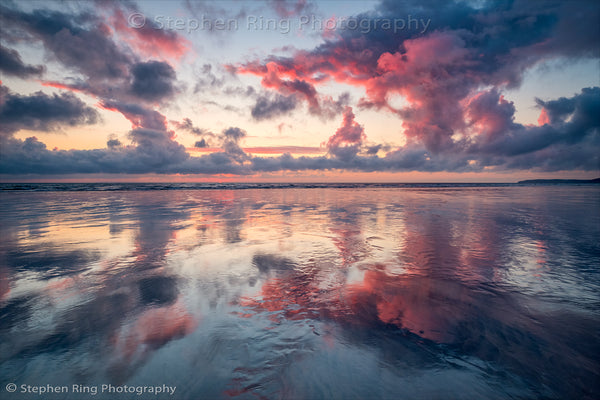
[1,186,599,399]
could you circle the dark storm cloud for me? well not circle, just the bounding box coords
[0,86,99,135]
[0,45,45,78]
[0,2,186,174]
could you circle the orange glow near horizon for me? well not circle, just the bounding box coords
[187,146,325,156]
[1,169,598,184]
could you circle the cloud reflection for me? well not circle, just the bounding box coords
[0,192,197,383]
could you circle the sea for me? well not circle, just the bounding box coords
[1,183,599,399]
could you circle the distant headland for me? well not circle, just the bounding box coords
[518,178,600,184]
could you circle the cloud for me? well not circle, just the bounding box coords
[0,3,184,109]
[0,1,597,177]
[466,89,516,140]
[268,0,313,18]
[194,64,226,92]
[171,118,213,136]
[127,128,189,169]
[247,87,599,174]
[100,100,168,131]
[172,118,215,148]
[467,87,600,160]
[234,61,349,119]
[0,85,99,135]
[194,139,208,148]
[0,5,132,80]
[251,93,298,120]
[0,45,45,78]
[364,144,383,155]
[108,5,190,61]
[326,107,366,161]
[1,88,598,176]
[107,138,122,149]
[222,127,246,141]
[535,94,578,125]
[219,127,249,163]
[0,130,189,175]
[130,61,177,102]
[231,0,599,154]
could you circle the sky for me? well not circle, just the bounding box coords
[0,0,598,182]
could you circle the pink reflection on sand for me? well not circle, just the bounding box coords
[109,300,198,381]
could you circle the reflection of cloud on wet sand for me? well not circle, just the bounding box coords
[109,300,197,382]
[0,191,198,383]
[233,189,600,398]
[236,252,599,397]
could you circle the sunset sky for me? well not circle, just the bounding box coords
[0,0,598,182]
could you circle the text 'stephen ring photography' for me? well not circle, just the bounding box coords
[0,1,599,400]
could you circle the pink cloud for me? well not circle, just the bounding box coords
[538,108,550,126]
[326,106,365,159]
[110,8,191,61]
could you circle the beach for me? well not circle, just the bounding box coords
[1,184,599,399]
